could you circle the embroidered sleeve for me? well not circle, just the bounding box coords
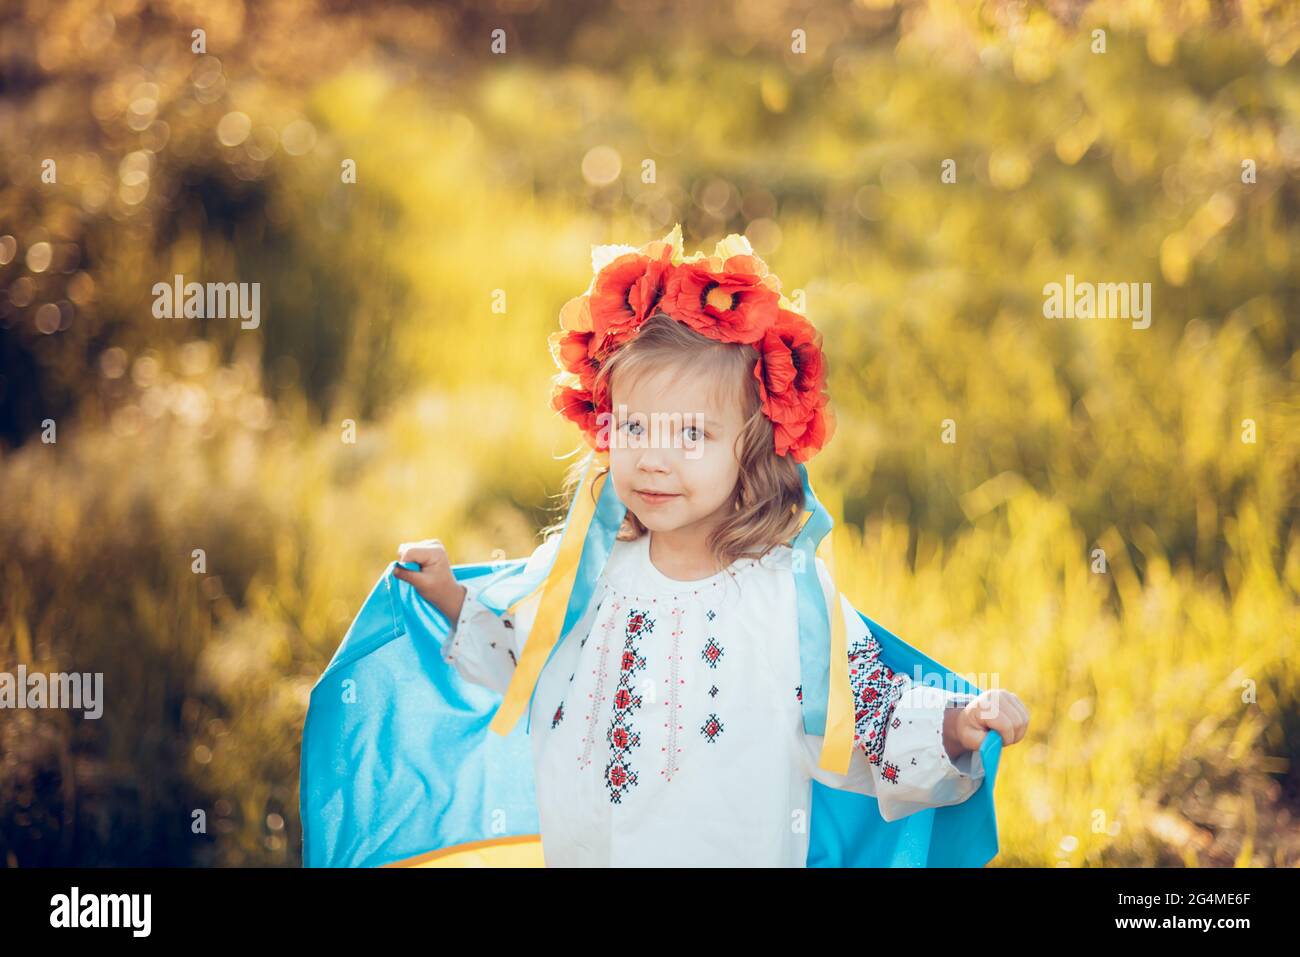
[800,559,986,822]
[869,683,986,823]
[442,592,521,696]
[439,533,561,696]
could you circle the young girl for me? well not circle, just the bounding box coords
[392,234,1028,867]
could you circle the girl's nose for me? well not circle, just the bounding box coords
[635,439,673,468]
[637,451,670,471]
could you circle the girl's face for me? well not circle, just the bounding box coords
[608,364,745,538]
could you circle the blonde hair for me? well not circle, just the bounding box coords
[540,312,809,571]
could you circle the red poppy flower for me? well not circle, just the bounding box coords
[752,309,834,460]
[589,245,674,359]
[660,256,780,344]
[550,384,609,452]
[787,403,836,463]
[765,398,834,462]
[548,329,600,392]
[550,227,834,463]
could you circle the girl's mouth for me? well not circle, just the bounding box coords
[635,490,680,505]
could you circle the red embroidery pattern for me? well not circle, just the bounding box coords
[578,597,622,769]
[661,605,685,782]
[701,636,724,668]
[848,626,908,773]
[700,712,724,743]
[604,607,653,803]
[698,618,725,743]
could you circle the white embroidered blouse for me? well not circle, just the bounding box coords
[440,531,986,867]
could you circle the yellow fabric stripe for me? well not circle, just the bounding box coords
[384,834,545,867]
[812,496,854,776]
[490,451,607,735]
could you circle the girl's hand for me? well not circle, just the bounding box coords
[943,689,1029,760]
[392,539,467,621]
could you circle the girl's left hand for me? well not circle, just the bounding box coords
[951,689,1030,751]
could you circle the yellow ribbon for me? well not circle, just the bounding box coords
[815,526,854,776]
[490,451,609,736]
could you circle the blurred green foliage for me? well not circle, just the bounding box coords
[0,1,1297,866]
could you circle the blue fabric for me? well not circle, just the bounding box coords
[300,558,541,869]
[791,464,835,737]
[300,557,1003,867]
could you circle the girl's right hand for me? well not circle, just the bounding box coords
[393,539,467,621]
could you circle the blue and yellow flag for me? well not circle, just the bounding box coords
[300,452,1002,867]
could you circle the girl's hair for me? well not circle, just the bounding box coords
[539,312,808,570]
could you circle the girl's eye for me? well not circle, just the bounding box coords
[684,425,705,442]
[621,420,644,436]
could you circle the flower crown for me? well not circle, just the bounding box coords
[547,224,835,463]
